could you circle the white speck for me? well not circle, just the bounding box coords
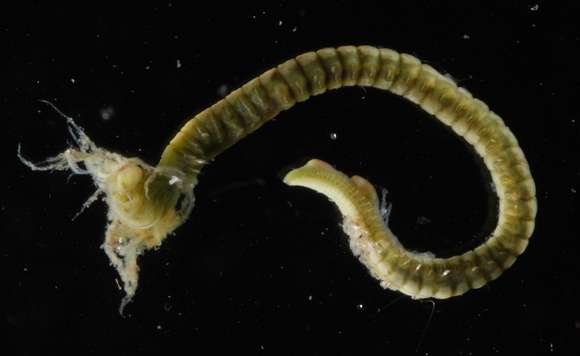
[156,324,162,330]
[462,34,470,39]
[23,267,28,272]
[417,216,431,225]
[260,345,265,351]
[442,269,451,276]
[217,84,229,97]
[168,176,181,185]
[100,106,115,121]
[531,23,536,28]
[278,20,283,26]
[251,15,256,19]
[330,132,338,140]
[356,303,364,311]
[70,78,76,84]
[163,301,172,311]
[308,295,312,301]
[176,59,181,69]
[145,65,151,70]
[292,26,297,32]
[549,343,554,352]
[530,4,539,11]
[571,188,577,194]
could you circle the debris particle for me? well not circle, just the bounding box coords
[330,132,338,140]
[100,106,115,121]
[530,4,539,11]
[176,59,182,69]
[416,216,431,225]
[217,84,229,97]
[462,34,470,39]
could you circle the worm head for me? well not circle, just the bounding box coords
[18,102,194,315]
[101,159,194,314]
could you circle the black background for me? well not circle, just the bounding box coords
[3,1,577,355]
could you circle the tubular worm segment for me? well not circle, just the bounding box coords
[21,46,536,309]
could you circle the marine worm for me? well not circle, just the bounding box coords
[20,46,537,311]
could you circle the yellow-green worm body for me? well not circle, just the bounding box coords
[21,45,537,306]
[154,45,537,299]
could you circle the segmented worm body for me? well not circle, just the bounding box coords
[157,45,537,299]
[22,46,537,309]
